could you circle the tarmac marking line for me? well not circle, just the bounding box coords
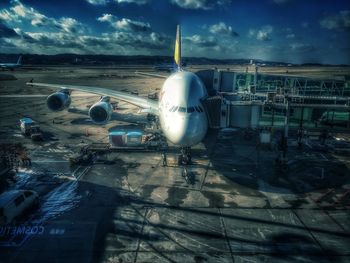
[131,205,195,253]
[218,207,235,263]
[291,209,328,256]
[74,166,91,181]
[319,153,328,161]
[199,160,211,191]
[324,210,348,232]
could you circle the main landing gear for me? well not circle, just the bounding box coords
[177,147,192,165]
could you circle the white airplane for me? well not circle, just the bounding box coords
[0,56,22,71]
[27,25,208,164]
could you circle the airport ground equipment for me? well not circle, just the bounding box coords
[29,125,43,141]
[109,131,167,151]
[20,118,34,136]
[19,118,43,141]
[69,143,109,165]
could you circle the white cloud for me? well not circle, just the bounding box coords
[12,3,27,17]
[115,0,150,4]
[59,17,86,34]
[0,1,86,34]
[286,33,295,39]
[86,0,109,5]
[184,34,218,47]
[7,1,48,26]
[320,10,350,30]
[249,25,273,41]
[0,9,16,22]
[290,42,315,52]
[248,25,273,41]
[208,22,238,37]
[4,28,171,55]
[0,1,170,55]
[182,34,235,57]
[116,18,151,31]
[171,0,210,10]
[97,14,114,23]
[170,0,231,10]
[98,14,151,32]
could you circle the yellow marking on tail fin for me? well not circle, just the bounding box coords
[174,25,181,70]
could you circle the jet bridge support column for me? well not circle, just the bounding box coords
[276,96,290,170]
[297,107,304,148]
[213,70,221,92]
[254,66,258,88]
[282,96,291,159]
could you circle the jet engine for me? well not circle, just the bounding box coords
[46,89,71,111]
[88,96,113,124]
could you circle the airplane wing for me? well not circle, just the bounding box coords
[0,94,97,98]
[26,82,159,115]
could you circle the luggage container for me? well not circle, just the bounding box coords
[109,131,126,147]
[125,131,143,146]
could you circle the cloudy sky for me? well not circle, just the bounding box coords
[0,0,349,64]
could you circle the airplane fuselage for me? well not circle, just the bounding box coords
[159,71,208,147]
[0,63,20,70]
[1,56,22,70]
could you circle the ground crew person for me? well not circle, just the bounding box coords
[162,151,167,167]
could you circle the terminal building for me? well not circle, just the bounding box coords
[196,68,350,130]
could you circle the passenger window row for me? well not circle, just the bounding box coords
[169,105,204,113]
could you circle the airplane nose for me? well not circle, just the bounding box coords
[171,123,189,145]
[169,114,207,146]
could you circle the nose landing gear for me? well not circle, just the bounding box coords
[177,147,192,165]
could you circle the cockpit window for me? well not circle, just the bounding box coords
[187,107,195,113]
[178,107,186,113]
[171,106,203,113]
[169,106,178,112]
[195,106,204,113]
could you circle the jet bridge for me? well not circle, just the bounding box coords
[196,69,350,129]
[196,68,349,95]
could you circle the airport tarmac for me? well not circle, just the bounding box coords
[0,66,349,263]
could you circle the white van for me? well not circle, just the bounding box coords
[0,190,39,224]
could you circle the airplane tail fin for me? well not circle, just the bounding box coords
[174,25,181,71]
[17,56,22,65]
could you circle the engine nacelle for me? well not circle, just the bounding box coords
[46,89,71,111]
[89,96,113,124]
